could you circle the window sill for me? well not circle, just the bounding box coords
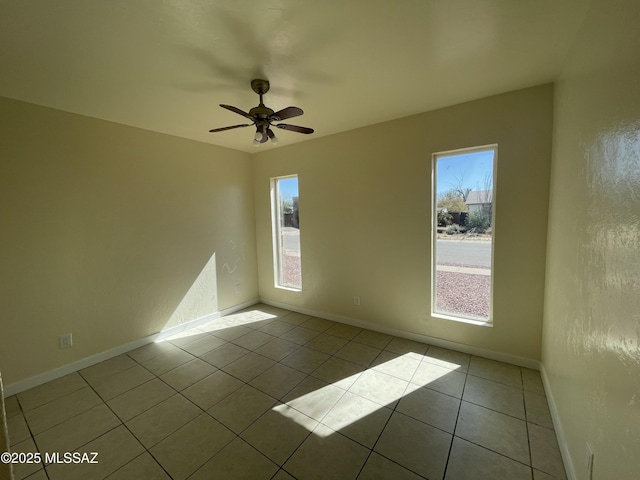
[431,312,493,327]
[275,285,302,293]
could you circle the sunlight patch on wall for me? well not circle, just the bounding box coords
[164,252,219,331]
[160,306,278,343]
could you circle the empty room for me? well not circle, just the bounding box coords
[0,1,638,479]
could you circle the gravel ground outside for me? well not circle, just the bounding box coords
[282,254,301,289]
[435,270,490,319]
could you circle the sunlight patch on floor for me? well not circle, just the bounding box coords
[159,307,278,342]
[276,353,460,437]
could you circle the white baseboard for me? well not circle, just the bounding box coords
[259,298,540,370]
[4,298,259,397]
[539,363,576,480]
[156,298,259,340]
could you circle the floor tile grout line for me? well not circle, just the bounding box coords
[39,423,123,471]
[441,364,539,475]
[252,405,315,472]
[442,365,469,479]
[171,430,239,480]
[458,398,528,423]
[449,435,539,471]
[464,370,524,389]
[16,375,90,415]
[11,394,51,478]
[355,366,431,480]
[114,450,172,480]
[521,367,536,480]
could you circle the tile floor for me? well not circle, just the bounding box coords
[5,304,567,480]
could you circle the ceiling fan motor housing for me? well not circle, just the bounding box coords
[249,105,274,118]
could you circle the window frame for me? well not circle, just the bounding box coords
[431,144,497,326]
[270,174,302,291]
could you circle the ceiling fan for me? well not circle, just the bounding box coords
[209,79,314,146]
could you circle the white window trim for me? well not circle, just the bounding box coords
[270,175,302,292]
[431,144,497,326]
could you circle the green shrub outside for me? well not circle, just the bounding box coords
[446,224,461,235]
[467,210,491,232]
[438,210,453,226]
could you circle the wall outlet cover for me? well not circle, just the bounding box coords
[59,334,73,349]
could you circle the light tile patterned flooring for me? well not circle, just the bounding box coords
[5,304,566,480]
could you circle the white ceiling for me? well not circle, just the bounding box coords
[0,0,590,153]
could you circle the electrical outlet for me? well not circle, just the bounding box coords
[59,333,73,349]
[235,284,241,293]
[353,295,361,306]
[585,443,594,479]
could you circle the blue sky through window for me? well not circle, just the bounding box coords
[436,150,494,194]
[278,176,299,199]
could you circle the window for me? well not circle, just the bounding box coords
[432,146,496,324]
[271,175,302,290]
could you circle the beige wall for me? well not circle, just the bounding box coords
[252,84,553,361]
[542,0,640,478]
[0,97,258,386]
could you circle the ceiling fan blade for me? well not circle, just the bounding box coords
[271,106,303,121]
[220,104,255,120]
[275,124,314,134]
[209,124,251,133]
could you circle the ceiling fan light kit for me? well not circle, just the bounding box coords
[209,79,314,146]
